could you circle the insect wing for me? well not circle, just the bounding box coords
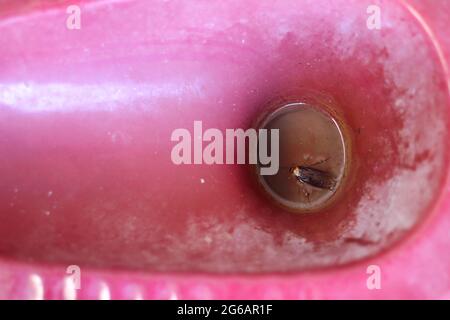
[298,167,336,190]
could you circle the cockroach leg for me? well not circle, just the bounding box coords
[303,187,311,202]
[309,156,331,167]
[296,183,311,202]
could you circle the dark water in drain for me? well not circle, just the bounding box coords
[256,103,348,213]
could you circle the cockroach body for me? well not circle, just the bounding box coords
[290,165,336,191]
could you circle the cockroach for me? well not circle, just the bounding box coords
[283,157,336,196]
[289,165,336,191]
